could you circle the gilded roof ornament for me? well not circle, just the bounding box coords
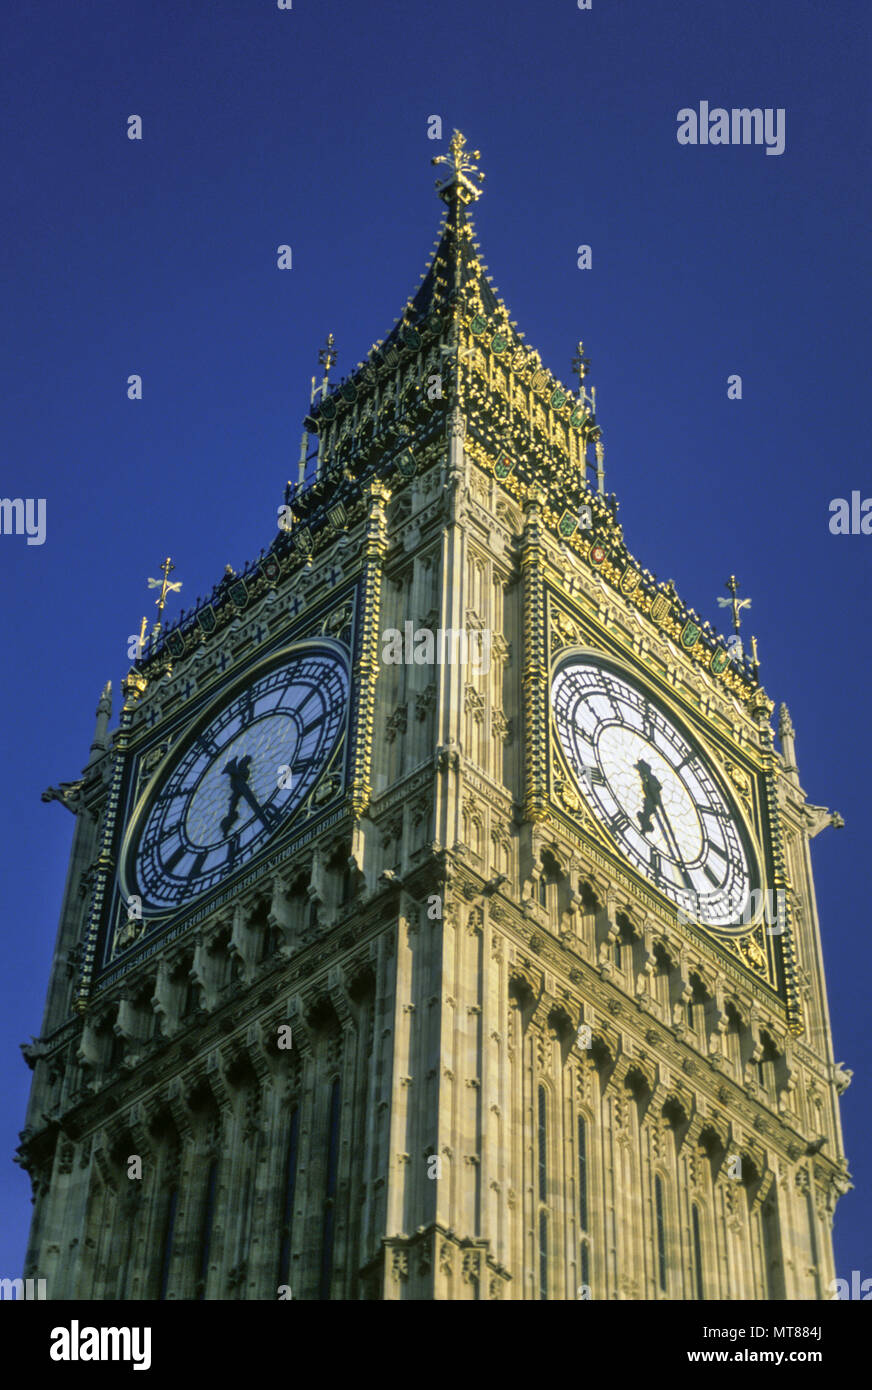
[717,574,751,634]
[147,556,183,640]
[432,130,485,205]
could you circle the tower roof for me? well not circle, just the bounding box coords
[138,132,763,709]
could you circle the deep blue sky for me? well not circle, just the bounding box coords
[2,0,869,1288]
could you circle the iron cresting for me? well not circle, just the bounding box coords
[49,1320,152,1371]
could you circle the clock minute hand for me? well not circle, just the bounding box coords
[636,760,690,879]
[644,786,695,891]
[234,779,277,832]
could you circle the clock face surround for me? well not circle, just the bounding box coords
[120,641,349,917]
[551,652,760,933]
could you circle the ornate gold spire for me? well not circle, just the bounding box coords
[432,130,485,205]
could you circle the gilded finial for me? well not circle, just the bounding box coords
[318,332,337,377]
[572,341,591,396]
[432,130,485,205]
[147,557,183,641]
[717,575,752,636]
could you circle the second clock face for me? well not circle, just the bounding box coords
[122,643,349,914]
[551,655,758,930]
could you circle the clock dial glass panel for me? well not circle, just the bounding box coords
[551,656,757,930]
[126,646,348,913]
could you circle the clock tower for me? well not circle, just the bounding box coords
[18,132,850,1300]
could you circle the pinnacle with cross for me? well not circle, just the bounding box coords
[717,575,752,634]
[147,557,183,639]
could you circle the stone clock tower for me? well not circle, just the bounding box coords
[18,132,850,1300]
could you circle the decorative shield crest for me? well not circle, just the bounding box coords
[401,327,421,349]
[650,593,671,624]
[166,630,186,658]
[340,382,357,403]
[261,555,281,583]
[319,397,336,421]
[550,388,567,410]
[229,579,248,609]
[493,454,513,479]
[680,620,701,650]
[469,314,487,336]
[589,544,607,567]
[570,406,589,430]
[531,369,549,392]
[328,502,348,530]
[396,450,417,477]
[710,646,732,675]
[491,333,508,355]
[620,565,641,596]
[293,528,313,556]
[558,511,578,538]
[196,604,216,634]
[383,346,400,367]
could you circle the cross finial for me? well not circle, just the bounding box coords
[717,574,752,634]
[147,556,183,639]
[432,130,485,204]
[318,332,337,374]
[572,341,591,393]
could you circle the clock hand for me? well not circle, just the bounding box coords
[635,759,662,834]
[221,754,277,834]
[234,779,278,832]
[636,760,692,881]
[654,802,685,870]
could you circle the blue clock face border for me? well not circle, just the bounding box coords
[102,633,353,971]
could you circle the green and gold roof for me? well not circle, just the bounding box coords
[135,130,764,712]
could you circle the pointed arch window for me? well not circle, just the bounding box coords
[577,1115,588,1232]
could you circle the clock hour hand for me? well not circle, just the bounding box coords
[221,753,277,834]
[635,759,662,834]
[220,754,255,835]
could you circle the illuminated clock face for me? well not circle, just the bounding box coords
[551,655,757,931]
[124,644,348,913]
